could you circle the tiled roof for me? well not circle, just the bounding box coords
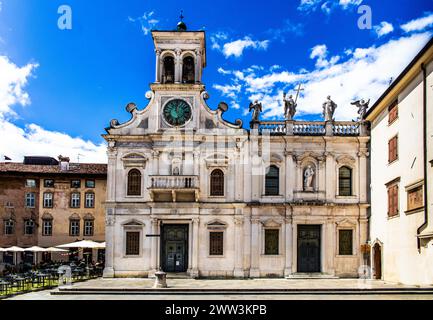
[0,162,107,175]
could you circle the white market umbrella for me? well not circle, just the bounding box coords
[0,248,7,252]
[24,246,47,252]
[57,240,105,249]
[4,246,25,252]
[45,247,68,252]
[24,246,47,264]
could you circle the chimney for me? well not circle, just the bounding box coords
[58,155,70,171]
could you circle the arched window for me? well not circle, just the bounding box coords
[182,56,195,83]
[163,56,175,84]
[265,165,279,196]
[338,166,352,196]
[127,169,142,196]
[210,169,224,196]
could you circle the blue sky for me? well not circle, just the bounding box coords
[0,0,432,162]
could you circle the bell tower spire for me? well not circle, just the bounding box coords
[177,10,187,32]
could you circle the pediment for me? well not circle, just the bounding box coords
[205,154,229,168]
[336,218,356,228]
[122,219,145,227]
[121,153,147,168]
[206,219,228,229]
[336,155,356,165]
[261,218,282,227]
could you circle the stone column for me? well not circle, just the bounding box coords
[243,141,252,202]
[155,48,161,83]
[234,149,243,201]
[325,152,335,202]
[193,151,200,176]
[195,48,202,83]
[191,218,200,278]
[249,216,261,277]
[358,149,369,203]
[234,216,244,277]
[284,151,294,201]
[106,146,117,201]
[150,218,159,276]
[175,48,181,84]
[284,216,293,277]
[103,212,115,278]
[325,217,336,275]
[152,150,159,176]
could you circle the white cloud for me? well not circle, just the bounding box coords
[374,21,394,37]
[401,13,433,33]
[222,37,269,58]
[0,56,38,116]
[338,0,362,9]
[128,11,159,36]
[0,56,107,163]
[310,44,340,68]
[210,32,228,50]
[219,32,431,121]
[213,84,241,99]
[298,0,362,13]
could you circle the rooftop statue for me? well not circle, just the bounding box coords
[249,100,263,122]
[322,95,337,121]
[351,98,370,121]
[283,92,297,120]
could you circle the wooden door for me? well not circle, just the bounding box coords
[161,225,188,272]
[297,225,321,273]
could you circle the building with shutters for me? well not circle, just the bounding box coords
[0,156,107,264]
[366,37,433,285]
[102,18,370,279]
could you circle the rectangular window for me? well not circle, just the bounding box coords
[42,220,52,236]
[69,220,80,236]
[388,136,398,163]
[4,220,14,235]
[70,192,80,208]
[84,220,94,236]
[387,184,399,217]
[339,230,353,255]
[25,179,36,188]
[264,229,279,255]
[209,232,224,256]
[388,102,398,124]
[24,220,35,235]
[71,180,81,188]
[44,179,55,188]
[85,193,95,208]
[43,192,53,208]
[85,180,95,188]
[25,192,35,208]
[125,231,140,255]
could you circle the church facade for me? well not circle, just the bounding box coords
[102,22,370,278]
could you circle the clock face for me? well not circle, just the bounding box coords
[163,99,192,127]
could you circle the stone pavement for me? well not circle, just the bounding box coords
[6,278,433,300]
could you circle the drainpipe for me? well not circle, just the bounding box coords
[417,63,429,251]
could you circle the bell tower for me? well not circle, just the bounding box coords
[152,14,206,85]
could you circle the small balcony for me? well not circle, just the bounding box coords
[148,175,199,202]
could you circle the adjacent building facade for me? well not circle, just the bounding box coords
[366,38,433,285]
[102,23,370,278]
[0,156,107,263]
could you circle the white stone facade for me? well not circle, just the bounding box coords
[102,30,370,278]
[367,41,433,285]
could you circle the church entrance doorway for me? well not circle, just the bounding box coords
[373,243,382,280]
[161,224,188,272]
[297,225,321,273]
